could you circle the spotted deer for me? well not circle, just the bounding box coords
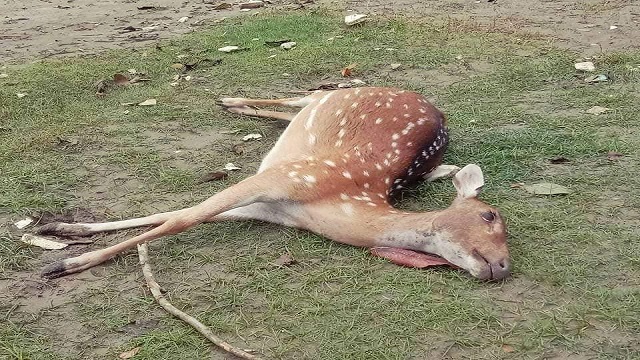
[39,87,510,281]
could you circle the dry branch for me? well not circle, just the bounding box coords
[137,243,263,360]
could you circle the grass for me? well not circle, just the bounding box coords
[1,9,640,360]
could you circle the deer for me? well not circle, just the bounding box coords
[37,87,511,281]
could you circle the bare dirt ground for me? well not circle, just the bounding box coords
[2,0,638,63]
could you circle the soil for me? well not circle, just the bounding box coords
[2,0,639,62]
[1,0,639,359]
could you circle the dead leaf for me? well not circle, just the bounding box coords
[224,163,241,171]
[197,171,228,184]
[114,73,130,85]
[548,156,570,164]
[14,218,33,229]
[178,16,189,23]
[308,79,366,91]
[138,98,157,106]
[341,63,357,77]
[171,63,185,71]
[274,253,297,267]
[344,14,367,26]
[210,2,233,10]
[242,133,263,141]
[585,106,610,115]
[265,39,291,47]
[21,234,68,250]
[501,344,515,353]
[218,45,241,53]
[232,143,245,155]
[510,182,525,189]
[239,1,264,9]
[607,152,624,161]
[118,347,141,359]
[16,93,27,98]
[523,183,571,195]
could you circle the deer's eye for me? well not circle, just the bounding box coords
[481,211,496,222]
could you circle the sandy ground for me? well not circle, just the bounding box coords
[1,0,638,63]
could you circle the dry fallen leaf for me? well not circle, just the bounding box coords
[21,234,68,250]
[138,98,157,106]
[274,253,297,267]
[218,45,241,53]
[243,133,263,141]
[118,346,141,359]
[239,0,264,9]
[341,63,357,77]
[548,156,570,164]
[196,171,228,184]
[607,152,624,161]
[344,14,367,26]
[224,163,241,171]
[211,2,233,10]
[16,93,27,98]
[14,218,33,229]
[114,73,130,85]
[232,143,245,155]
[501,344,515,353]
[585,106,610,115]
[523,183,571,195]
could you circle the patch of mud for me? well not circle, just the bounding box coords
[0,0,305,62]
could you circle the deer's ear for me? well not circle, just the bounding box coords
[452,164,485,199]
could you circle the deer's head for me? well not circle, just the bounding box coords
[431,164,510,280]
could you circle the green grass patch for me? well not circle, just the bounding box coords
[1,10,639,360]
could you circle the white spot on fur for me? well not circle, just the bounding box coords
[342,171,352,179]
[359,114,367,119]
[324,160,336,167]
[288,171,298,177]
[308,133,316,145]
[367,202,377,207]
[363,170,370,177]
[364,183,370,189]
[375,163,383,170]
[375,101,382,107]
[335,109,343,116]
[340,193,349,200]
[375,117,383,124]
[341,203,355,216]
[293,164,302,169]
[385,103,392,108]
[339,118,347,126]
[392,133,400,140]
[403,104,409,110]
[384,177,391,185]
[303,175,316,183]
[335,140,343,147]
[351,102,359,108]
[338,128,346,138]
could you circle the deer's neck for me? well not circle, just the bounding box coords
[374,211,449,255]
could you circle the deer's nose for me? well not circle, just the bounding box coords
[489,257,511,281]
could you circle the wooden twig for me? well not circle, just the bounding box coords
[137,243,263,360]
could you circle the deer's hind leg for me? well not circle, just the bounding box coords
[40,168,311,279]
[218,93,321,122]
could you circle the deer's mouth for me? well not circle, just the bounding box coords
[369,247,457,269]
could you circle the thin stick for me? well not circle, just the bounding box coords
[137,243,263,360]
